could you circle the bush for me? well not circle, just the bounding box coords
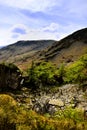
[26,61,65,89]
[27,62,56,88]
[64,54,87,84]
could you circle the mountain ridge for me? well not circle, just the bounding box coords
[0,40,55,69]
[37,28,87,65]
[0,28,87,69]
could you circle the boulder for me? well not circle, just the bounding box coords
[0,63,22,91]
[49,99,64,107]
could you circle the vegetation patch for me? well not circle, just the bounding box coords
[0,94,87,130]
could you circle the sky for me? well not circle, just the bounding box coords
[0,0,87,46]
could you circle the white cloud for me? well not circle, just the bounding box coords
[0,29,12,46]
[43,23,60,32]
[11,23,59,41]
[0,23,59,46]
[0,22,85,46]
[0,0,60,12]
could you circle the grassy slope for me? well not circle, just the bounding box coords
[37,28,87,65]
[0,40,55,70]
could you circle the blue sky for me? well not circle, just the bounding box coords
[0,0,87,46]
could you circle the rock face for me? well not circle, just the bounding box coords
[0,63,21,91]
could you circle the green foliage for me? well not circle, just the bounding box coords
[27,62,58,89]
[55,63,65,84]
[80,53,87,66]
[54,107,84,122]
[64,54,87,84]
[26,61,66,90]
[25,53,87,88]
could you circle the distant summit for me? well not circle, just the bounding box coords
[0,40,55,69]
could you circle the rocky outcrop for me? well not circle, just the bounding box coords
[0,63,22,91]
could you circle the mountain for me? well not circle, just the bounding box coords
[37,28,87,65]
[0,40,55,69]
[0,28,87,69]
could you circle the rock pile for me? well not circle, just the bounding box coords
[14,84,87,115]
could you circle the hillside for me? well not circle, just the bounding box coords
[0,40,55,69]
[0,28,87,69]
[37,28,87,65]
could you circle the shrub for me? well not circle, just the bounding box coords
[27,62,56,88]
[26,61,65,89]
[64,54,87,84]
